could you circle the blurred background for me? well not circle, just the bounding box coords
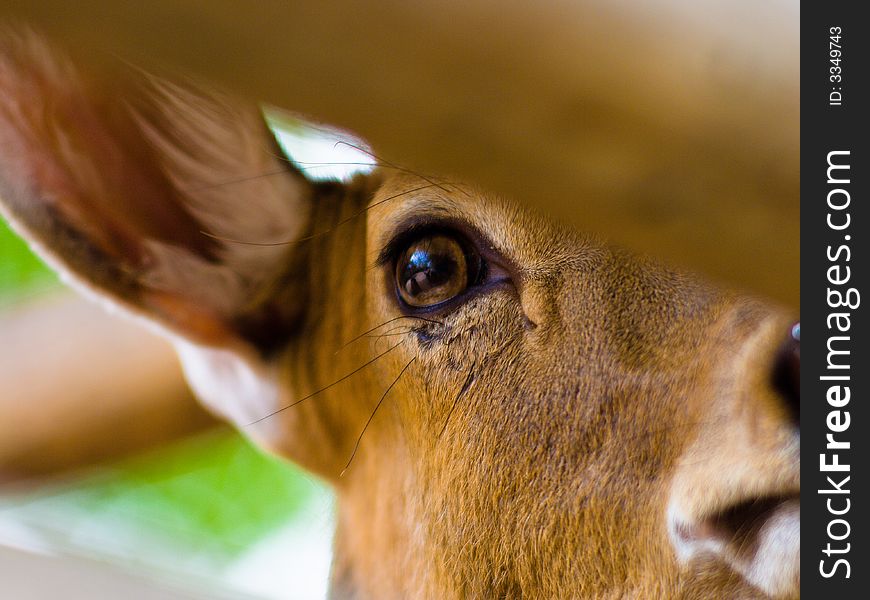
[0,117,373,599]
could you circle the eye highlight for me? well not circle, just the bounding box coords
[394,233,481,308]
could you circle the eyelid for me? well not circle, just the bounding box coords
[376,222,450,268]
[377,218,504,269]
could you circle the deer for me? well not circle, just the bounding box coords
[0,27,799,599]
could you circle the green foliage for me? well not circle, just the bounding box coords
[37,430,323,560]
[0,218,58,298]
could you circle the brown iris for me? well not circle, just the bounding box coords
[395,235,471,308]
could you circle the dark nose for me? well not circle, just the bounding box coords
[771,322,800,425]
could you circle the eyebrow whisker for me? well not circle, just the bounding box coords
[332,140,462,196]
[200,182,441,247]
[336,316,442,354]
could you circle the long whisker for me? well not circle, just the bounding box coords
[258,136,437,182]
[200,182,440,247]
[178,168,288,194]
[258,153,462,194]
[294,161,379,168]
[246,341,404,425]
[332,140,462,196]
[341,357,416,477]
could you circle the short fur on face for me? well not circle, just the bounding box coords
[0,31,799,599]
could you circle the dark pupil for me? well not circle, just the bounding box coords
[403,248,457,296]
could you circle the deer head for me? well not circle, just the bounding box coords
[0,30,799,598]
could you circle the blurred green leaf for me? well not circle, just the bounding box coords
[0,218,58,299]
[5,430,326,563]
[89,430,317,556]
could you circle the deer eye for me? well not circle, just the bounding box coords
[395,234,481,308]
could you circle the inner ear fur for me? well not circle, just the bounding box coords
[0,28,314,351]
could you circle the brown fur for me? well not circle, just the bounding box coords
[0,31,798,599]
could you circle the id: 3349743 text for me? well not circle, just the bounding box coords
[829,26,844,107]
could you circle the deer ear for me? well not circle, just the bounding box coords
[0,29,313,351]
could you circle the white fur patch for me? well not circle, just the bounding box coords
[174,340,282,443]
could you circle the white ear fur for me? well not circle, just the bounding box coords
[174,340,283,443]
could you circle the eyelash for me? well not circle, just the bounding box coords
[377,222,467,268]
